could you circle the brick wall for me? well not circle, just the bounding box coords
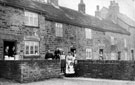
[0,60,61,83]
[75,60,135,80]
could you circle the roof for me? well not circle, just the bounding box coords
[100,6,135,28]
[100,19,130,35]
[0,0,130,35]
[118,13,135,28]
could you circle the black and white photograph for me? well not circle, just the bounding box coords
[0,0,135,85]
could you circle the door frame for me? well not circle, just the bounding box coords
[3,39,17,60]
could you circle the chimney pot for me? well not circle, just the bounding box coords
[97,5,99,11]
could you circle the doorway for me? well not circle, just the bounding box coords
[3,40,16,60]
[131,50,134,60]
[118,51,121,60]
[99,49,104,60]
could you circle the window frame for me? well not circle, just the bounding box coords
[24,41,40,56]
[86,48,92,59]
[55,23,63,37]
[85,28,92,39]
[24,11,39,27]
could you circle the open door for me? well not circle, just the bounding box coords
[3,40,16,60]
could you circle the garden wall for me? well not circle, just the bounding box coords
[0,60,61,83]
[75,60,135,80]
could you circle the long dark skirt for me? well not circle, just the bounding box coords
[61,60,66,73]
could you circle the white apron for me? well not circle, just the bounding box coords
[66,55,75,74]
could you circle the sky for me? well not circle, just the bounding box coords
[59,0,135,21]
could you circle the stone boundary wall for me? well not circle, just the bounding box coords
[0,61,21,82]
[75,60,135,80]
[0,60,61,83]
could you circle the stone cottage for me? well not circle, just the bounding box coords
[0,0,129,60]
[95,0,135,60]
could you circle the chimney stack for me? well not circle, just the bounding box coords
[97,5,99,11]
[78,0,86,13]
[109,0,119,14]
[95,5,101,19]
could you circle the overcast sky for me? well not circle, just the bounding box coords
[59,0,135,21]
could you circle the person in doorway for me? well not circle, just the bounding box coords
[12,46,16,57]
[99,51,104,60]
[4,46,9,60]
[118,51,121,60]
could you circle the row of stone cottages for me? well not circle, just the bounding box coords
[95,0,135,60]
[0,0,131,60]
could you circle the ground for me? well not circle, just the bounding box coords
[1,77,135,85]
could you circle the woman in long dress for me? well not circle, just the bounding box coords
[65,52,75,75]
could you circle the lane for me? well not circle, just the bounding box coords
[1,78,135,85]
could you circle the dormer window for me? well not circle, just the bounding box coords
[24,11,38,27]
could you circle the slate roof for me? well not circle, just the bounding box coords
[100,6,135,28]
[118,13,135,28]
[0,0,130,35]
[100,19,130,34]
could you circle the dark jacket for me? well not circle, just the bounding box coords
[45,52,54,59]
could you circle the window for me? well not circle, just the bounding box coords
[111,36,114,45]
[24,41,39,56]
[55,23,63,37]
[86,49,92,59]
[124,38,127,48]
[25,11,38,27]
[85,28,92,39]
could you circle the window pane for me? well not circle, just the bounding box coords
[25,16,29,25]
[86,49,92,59]
[30,16,33,26]
[55,23,63,37]
[35,45,39,54]
[24,11,38,26]
[124,39,127,47]
[85,28,92,39]
[26,46,29,54]
[34,17,38,26]
[30,46,34,54]
[25,41,39,55]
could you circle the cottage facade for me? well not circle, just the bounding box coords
[95,1,135,60]
[0,0,129,60]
